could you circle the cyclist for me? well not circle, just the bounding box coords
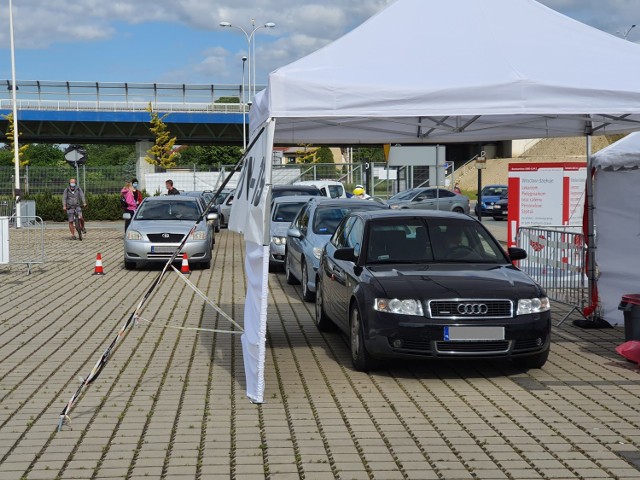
[62,178,87,240]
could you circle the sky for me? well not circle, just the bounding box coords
[0,0,638,88]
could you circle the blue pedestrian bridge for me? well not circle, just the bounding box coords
[0,80,259,145]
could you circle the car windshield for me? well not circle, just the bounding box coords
[135,200,201,221]
[482,186,508,197]
[365,218,506,264]
[215,191,231,205]
[313,205,381,235]
[272,202,306,223]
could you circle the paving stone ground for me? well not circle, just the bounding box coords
[1,221,639,479]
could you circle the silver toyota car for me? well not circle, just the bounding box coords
[123,196,216,270]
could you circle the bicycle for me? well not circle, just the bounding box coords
[70,207,85,241]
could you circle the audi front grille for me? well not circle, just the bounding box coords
[428,299,513,319]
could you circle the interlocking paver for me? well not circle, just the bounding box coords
[2,222,640,479]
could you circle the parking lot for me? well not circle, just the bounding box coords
[1,222,640,479]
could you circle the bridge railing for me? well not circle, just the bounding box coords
[0,99,244,113]
[1,79,262,112]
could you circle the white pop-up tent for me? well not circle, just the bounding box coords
[232,0,640,403]
[592,133,640,326]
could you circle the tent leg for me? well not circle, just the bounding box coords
[573,132,611,329]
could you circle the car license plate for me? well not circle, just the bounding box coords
[444,326,505,341]
[151,246,177,254]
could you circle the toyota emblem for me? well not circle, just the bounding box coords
[457,303,488,315]
[162,233,170,238]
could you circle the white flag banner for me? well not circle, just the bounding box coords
[241,241,270,403]
[229,120,274,245]
[229,120,274,403]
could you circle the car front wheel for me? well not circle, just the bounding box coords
[315,275,334,331]
[301,261,315,302]
[350,303,380,372]
[513,347,549,369]
[285,251,299,285]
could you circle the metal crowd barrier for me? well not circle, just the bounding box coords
[516,226,587,326]
[5,215,45,274]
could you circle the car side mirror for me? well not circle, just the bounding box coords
[334,247,356,262]
[123,212,131,220]
[287,227,303,239]
[207,212,218,221]
[508,247,527,261]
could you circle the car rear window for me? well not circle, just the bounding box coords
[272,202,306,223]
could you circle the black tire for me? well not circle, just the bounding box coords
[202,260,211,270]
[452,207,464,214]
[301,261,315,302]
[124,261,136,270]
[285,251,299,285]
[350,303,380,372]
[215,223,221,233]
[492,216,503,221]
[315,275,335,331]
[75,216,83,241]
[513,347,549,369]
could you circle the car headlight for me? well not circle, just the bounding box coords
[517,297,550,315]
[271,236,287,245]
[390,204,401,209]
[190,231,207,240]
[313,247,323,259]
[374,298,424,316]
[126,230,142,240]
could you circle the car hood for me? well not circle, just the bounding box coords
[366,263,542,300]
[271,223,291,237]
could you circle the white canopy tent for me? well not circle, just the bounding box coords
[592,133,640,326]
[233,0,640,402]
[251,0,640,144]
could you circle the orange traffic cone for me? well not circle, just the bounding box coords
[180,253,191,274]
[92,253,105,275]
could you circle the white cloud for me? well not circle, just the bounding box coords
[0,0,635,83]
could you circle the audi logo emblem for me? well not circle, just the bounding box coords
[457,303,488,315]
[162,233,170,238]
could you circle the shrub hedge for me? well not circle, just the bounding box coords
[1,193,133,221]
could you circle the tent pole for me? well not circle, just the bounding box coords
[586,133,596,308]
[574,130,611,328]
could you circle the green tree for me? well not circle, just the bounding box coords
[217,96,240,103]
[176,145,243,167]
[85,144,135,166]
[21,144,65,166]
[2,113,29,166]
[315,146,337,178]
[352,146,385,163]
[145,103,178,168]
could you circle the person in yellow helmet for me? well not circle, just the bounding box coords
[352,185,370,199]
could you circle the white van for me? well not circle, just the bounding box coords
[294,180,347,199]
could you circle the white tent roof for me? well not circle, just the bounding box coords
[252,0,640,144]
[592,133,640,169]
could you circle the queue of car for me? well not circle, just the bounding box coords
[122,182,550,374]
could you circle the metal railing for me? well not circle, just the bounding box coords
[516,226,588,325]
[4,215,45,274]
[0,79,264,113]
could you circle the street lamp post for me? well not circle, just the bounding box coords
[618,24,636,40]
[219,19,276,99]
[8,0,21,227]
[241,56,247,151]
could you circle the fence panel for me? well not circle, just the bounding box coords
[5,215,45,274]
[516,226,587,323]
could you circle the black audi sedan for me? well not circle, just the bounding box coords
[315,210,551,372]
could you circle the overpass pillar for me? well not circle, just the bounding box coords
[135,141,155,193]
